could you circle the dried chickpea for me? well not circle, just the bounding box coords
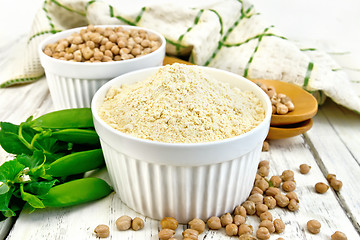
[254,178,270,192]
[234,205,247,218]
[315,182,329,194]
[256,204,268,217]
[255,174,262,182]
[242,201,256,215]
[207,216,221,230]
[299,164,311,174]
[286,192,299,202]
[94,224,110,238]
[258,160,270,168]
[233,215,246,226]
[259,220,275,233]
[239,233,257,240]
[277,238,285,240]
[131,217,144,231]
[262,141,269,151]
[158,229,175,240]
[307,219,321,234]
[258,166,269,177]
[270,176,282,188]
[116,215,132,231]
[276,103,288,115]
[282,181,296,192]
[275,194,289,208]
[259,211,272,222]
[160,217,178,230]
[331,231,347,240]
[265,187,281,197]
[220,213,233,227]
[274,219,285,233]
[263,196,276,209]
[327,173,337,182]
[188,218,205,233]
[182,229,199,239]
[248,193,263,205]
[238,224,253,235]
[281,170,294,182]
[256,227,270,240]
[330,178,343,191]
[288,199,299,211]
[225,223,238,236]
[251,186,263,195]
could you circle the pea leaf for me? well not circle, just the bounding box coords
[0,160,25,182]
[23,180,57,196]
[16,151,45,170]
[0,186,14,211]
[0,122,34,155]
[20,185,45,209]
[0,182,10,195]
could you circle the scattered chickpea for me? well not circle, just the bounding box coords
[327,173,337,182]
[234,205,247,218]
[269,176,282,188]
[188,218,205,233]
[242,201,256,215]
[260,211,273,222]
[285,192,299,202]
[275,194,290,208]
[158,229,175,240]
[307,219,321,234]
[258,160,270,168]
[258,166,269,177]
[277,238,285,240]
[259,220,275,233]
[131,217,144,231]
[287,199,299,211]
[254,178,270,192]
[239,233,257,240]
[182,229,199,239]
[299,164,311,174]
[265,187,281,197]
[116,215,132,231]
[160,217,178,230]
[262,141,269,151]
[255,204,268,217]
[330,178,343,191]
[207,216,222,230]
[248,193,263,205]
[274,219,285,233]
[263,196,277,209]
[281,170,294,182]
[282,181,296,192]
[251,186,263,195]
[331,231,348,240]
[256,227,270,240]
[238,224,253,235]
[220,213,233,227]
[315,182,329,194]
[94,224,110,238]
[225,223,238,236]
[234,215,246,226]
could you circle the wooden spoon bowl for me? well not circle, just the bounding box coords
[252,79,318,126]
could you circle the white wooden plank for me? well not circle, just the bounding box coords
[6,136,360,239]
[305,100,360,231]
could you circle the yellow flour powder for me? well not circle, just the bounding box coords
[98,63,265,143]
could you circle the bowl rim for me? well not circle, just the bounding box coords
[38,24,166,66]
[91,65,272,147]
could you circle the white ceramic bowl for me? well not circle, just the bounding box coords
[91,66,272,223]
[39,25,166,110]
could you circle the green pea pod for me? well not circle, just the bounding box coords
[41,178,112,207]
[51,129,100,145]
[30,108,94,129]
[46,149,105,177]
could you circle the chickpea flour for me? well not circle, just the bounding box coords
[98,63,265,143]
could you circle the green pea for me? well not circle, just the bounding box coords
[41,178,112,207]
[51,129,100,145]
[30,108,94,129]
[46,149,105,177]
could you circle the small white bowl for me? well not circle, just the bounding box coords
[91,66,272,223]
[39,25,166,110]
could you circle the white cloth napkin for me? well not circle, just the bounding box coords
[1,0,359,113]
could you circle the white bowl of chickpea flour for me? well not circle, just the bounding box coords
[91,64,272,223]
[38,25,166,110]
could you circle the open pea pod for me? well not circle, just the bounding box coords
[41,178,112,207]
[46,149,105,177]
[30,108,94,129]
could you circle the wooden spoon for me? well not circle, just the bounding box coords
[267,118,313,140]
[252,79,318,126]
